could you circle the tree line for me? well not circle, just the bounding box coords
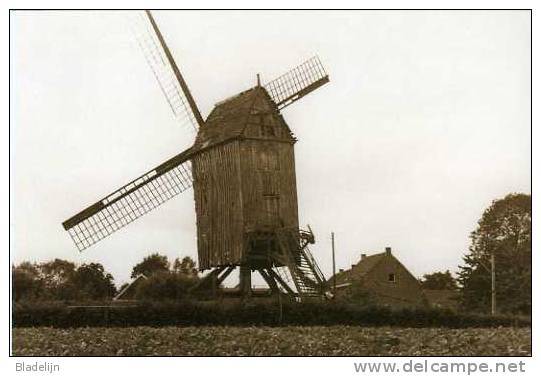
[12,254,201,302]
[12,193,531,315]
[418,193,531,315]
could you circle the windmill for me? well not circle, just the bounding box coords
[62,11,331,300]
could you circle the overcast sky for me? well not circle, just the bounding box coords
[10,10,530,287]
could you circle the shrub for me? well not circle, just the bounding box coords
[135,272,199,301]
[12,300,531,328]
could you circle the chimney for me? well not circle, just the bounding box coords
[256,73,261,87]
[361,253,367,260]
[385,247,392,256]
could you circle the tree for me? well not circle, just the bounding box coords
[37,259,77,300]
[172,258,181,273]
[12,259,118,302]
[38,259,76,286]
[12,262,45,302]
[16,261,40,276]
[135,272,198,301]
[457,193,531,314]
[172,256,198,277]
[420,270,457,290]
[72,263,117,300]
[131,253,170,278]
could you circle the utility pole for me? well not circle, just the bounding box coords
[491,253,496,315]
[331,232,336,291]
[474,237,497,316]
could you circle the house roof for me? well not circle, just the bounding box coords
[113,274,148,301]
[330,252,386,286]
[190,86,292,154]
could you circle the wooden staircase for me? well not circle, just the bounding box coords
[274,228,327,300]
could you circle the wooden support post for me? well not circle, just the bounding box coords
[211,271,217,297]
[216,266,235,286]
[258,269,279,294]
[239,265,252,297]
[189,266,226,293]
[267,268,296,297]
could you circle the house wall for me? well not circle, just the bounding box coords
[334,254,426,309]
[362,255,426,308]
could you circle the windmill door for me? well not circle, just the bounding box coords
[263,194,280,226]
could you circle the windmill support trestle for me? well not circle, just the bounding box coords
[189,228,329,301]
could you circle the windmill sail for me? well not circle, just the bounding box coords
[127,11,204,131]
[264,56,329,110]
[62,149,194,251]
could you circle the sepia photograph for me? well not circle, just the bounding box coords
[9,8,531,361]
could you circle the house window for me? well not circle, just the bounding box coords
[388,273,396,283]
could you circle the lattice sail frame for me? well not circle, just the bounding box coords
[64,17,331,251]
[62,151,194,251]
[264,56,329,110]
[126,11,200,133]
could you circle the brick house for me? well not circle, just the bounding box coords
[329,247,426,308]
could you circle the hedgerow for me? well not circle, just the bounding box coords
[12,300,530,328]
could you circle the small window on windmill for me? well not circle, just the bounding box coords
[261,172,279,195]
[259,115,276,138]
[268,149,279,170]
[388,273,396,283]
[256,147,279,171]
[262,125,275,137]
[251,114,263,126]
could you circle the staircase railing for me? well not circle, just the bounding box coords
[301,246,326,286]
[273,227,328,300]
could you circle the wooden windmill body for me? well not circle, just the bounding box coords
[193,87,298,268]
[62,11,330,299]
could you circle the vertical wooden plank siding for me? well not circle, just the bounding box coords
[193,141,243,269]
[192,88,300,270]
[239,137,299,232]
